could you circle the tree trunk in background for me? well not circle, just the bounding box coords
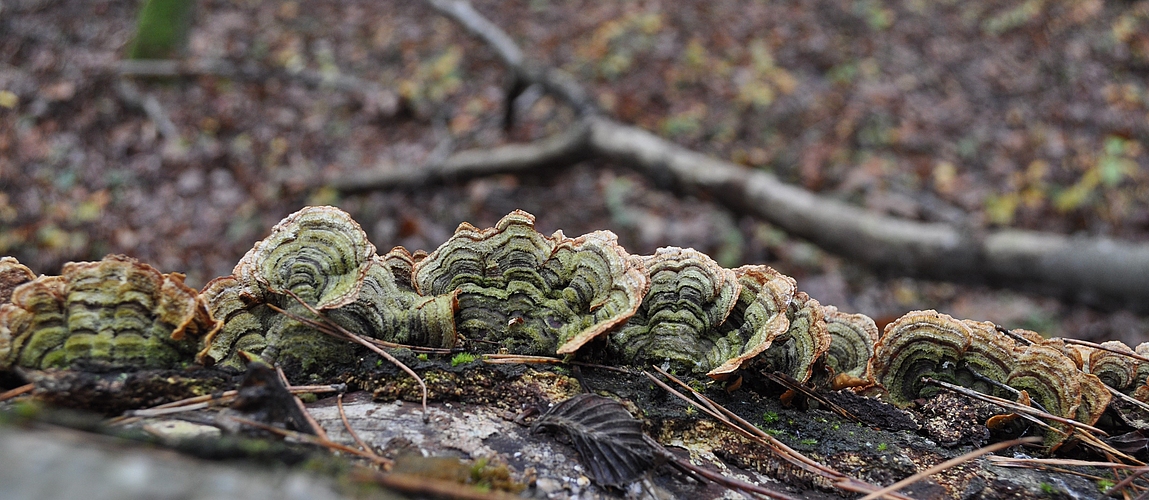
[129,0,195,60]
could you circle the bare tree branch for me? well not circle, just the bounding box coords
[114,80,180,140]
[333,0,1149,311]
[426,0,597,119]
[117,59,399,116]
[331,120,592,192]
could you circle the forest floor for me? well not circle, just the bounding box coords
[6,0,1149,344]
[3,1,1149,354]
[5,1,1149,498]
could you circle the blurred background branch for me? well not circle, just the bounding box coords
[2,0,1148,342]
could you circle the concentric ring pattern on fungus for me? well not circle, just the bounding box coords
[6,207,1149,452]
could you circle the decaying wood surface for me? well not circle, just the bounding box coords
[0,361,1116,500]
[0,426,362,500]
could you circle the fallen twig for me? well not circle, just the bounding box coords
[425,0,597,119]
[1106,467,1149,497]
[331,121,591,191]
[1060,338,1149,364]
[127,402,212,418]
[925,377,1107,436]
[988,456,1147,495]
[762,370,861,423]
[988,456,1149,469]
[358,335,455,354]
[224,415,393,467]
[926,377,1144,464]
[479,354,651,375]
[650,436,797,500]
[1105,384,1149,415]
[481,354,566,365]
[109,384,344,424]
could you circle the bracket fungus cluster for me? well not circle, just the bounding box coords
[819,305,879,388]
[612,248,744,375]
[0,255,218,370]
[869,310,1118,448]
[412,210,648,356]
[197,207,458,372]
[6,206,1149,454]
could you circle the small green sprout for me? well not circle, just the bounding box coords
[762,411,780,425]
[876,443,888,452]
[416,353,429,361]
[451,352,477,367]
[688,379,707,393]
[764,429,783,437]
[800,438,818,446]
[1039,483,1058,495]
[1097,479,1115,492]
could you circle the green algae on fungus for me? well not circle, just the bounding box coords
[413,210,648,356]
[201,210,458,372]
[234,206,376,310]
[324,255,458,349]
[0,255,219,370]
[196,276,269,370]
[870,310,972,407]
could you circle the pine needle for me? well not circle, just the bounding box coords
[270,291,430,423]
[645,366,911,499]
[337,393,381,460]
[0,383,34,402]
[276,365,329,440]
[859,437,1042,500]
[225,415,393,467]
[924,377,1106,436]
